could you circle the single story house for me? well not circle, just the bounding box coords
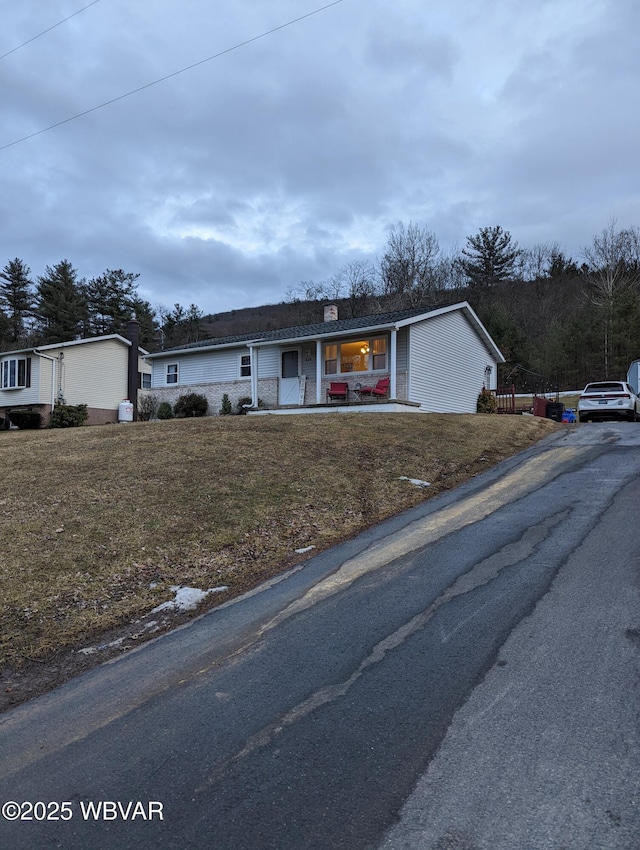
[0,319,151,427]
[145,302,505,415]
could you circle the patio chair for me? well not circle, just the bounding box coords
[357,377,390,399]
[326,381,349,403]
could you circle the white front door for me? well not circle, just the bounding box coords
[279,350,300,405]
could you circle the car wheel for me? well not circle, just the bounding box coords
[579,413,588,424]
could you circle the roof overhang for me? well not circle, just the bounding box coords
[0,334,148,359]
[145,301,505,362]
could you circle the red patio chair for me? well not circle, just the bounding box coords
[357,377,390,399]
[326,381,349,403]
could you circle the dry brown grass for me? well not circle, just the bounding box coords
[0,413,559,668]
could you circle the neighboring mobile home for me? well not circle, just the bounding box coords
[146,302,504,415]
[0,321,150,427]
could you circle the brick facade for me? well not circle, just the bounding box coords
[148,372,408,416]
[150,378,279,416]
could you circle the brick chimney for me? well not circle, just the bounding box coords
[127,316,140,421]
[324,304,338,322]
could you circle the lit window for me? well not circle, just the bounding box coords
[372,337,387,370]
[339,340,369,373]
[322,337,387,375]
[166,363,178,384]
[324,344,338,375]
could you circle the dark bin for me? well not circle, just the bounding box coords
[546,402,565,422]
[533,397,548,417]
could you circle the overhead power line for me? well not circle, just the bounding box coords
[0,1,102,61]
[1,0,345,152]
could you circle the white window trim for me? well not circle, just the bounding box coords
[1,356,28,390]
[239,353,251,379]
[166,363,179,385]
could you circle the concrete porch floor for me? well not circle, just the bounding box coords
[248,399,425,415]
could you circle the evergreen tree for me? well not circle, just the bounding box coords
[547,250,579,280]
[0,258,34,345]
[84,269,141,336]
[160,303,204,348]
[130,296,159,349]
[0,307,10,350]
[36,260,86,343]
[458,225,522,288]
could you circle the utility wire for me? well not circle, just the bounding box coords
[1,0,344,152]
[0,0,102,61]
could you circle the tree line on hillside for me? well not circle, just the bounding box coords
[0,260,204,353]
[2,218,639,391]
[286,219,640,392]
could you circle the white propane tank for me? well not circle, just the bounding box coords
[118,399,134,423]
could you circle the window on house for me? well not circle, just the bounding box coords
[322,337,387,375]
[1,356,30,389]
[166,363,178,384]
[324,344,338,375]
[240,354,251,378]
[372,337,387,370]
[139,372,152,390]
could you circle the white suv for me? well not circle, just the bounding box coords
[578,381,640,423]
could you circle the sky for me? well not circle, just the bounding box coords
[2,0,639,316]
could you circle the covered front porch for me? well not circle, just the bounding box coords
[246,326,406,411]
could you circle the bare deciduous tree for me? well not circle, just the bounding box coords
[378,222,442,304]
[518,242,561,281]
[330,260,378,317]
[583,219,640,377]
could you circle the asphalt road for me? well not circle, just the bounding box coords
[1,422,638,850]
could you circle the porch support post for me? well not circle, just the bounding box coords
[250,345,258,408]
[390,328,397,399]
[316,339,322,404]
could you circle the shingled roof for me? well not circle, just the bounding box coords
[150,306,444,356]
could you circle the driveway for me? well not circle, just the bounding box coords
[1,422,638,849]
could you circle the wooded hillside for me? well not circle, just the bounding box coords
[2,220,638,392]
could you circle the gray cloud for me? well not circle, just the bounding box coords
[1,0,639,313]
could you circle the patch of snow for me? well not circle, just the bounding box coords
[151,584,228,614]
[78,636,126,655]
[399,476,431,488]
[295,545,316,554]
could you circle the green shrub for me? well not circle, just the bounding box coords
[49,403,88,428]
[9,409,42,429]
[157,401,174,420]
[477,387,497,414]
[174,392,209,418]
[219,393,233,415]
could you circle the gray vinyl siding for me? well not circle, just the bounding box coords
[151,345,280,388]
[396,328,408,371]
[408,312,498,413]
[255,347,279,378]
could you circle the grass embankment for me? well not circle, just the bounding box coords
[0,413,558,668]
